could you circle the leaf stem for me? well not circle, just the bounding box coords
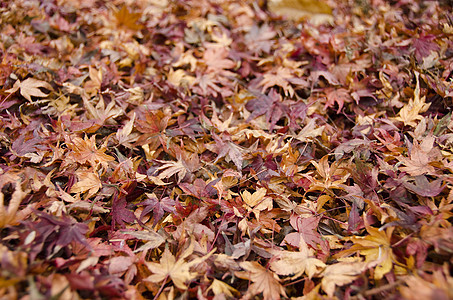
[153,275,169,300]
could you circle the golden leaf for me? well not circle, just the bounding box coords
[335,221,396,280]
[114,6,143,31]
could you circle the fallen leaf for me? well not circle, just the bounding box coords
[6,78,53,102]
[145,243,214,290]
[336,222,395,280]
[270,240,325,279]
[321,260,371,297]
[236,261,287,300]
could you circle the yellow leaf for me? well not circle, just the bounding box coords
[116,113,136,146]
[146,247,195,290]
[335,221,396,280]
[167,68,195,87]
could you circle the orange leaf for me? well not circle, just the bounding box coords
[114,6,143,31]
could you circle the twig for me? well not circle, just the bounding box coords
[153,275,169,300]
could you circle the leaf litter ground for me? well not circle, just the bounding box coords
[0,0,452,299]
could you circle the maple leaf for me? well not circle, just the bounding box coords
[83,95,123,127]
[241,187,273,220]
[244,24,276,55]
[116,113,137,147]
[235,261,287,300]
[295,118,325,143]
[84,66,103,95]
[172,207,215,241]
[138,193,176,226]
[167,68,195,87]
[10,134,47,162]
[268,0,333,24]
[65,135,115,169]
[321,260,372,297]
[207,132,244,170]
[156,148,200,182]
[412,34,440,63]
[114,6,143,31]
[245,88,290,131]
[70,169,102,199]
[5,78,53,102]
[111,193,135,228]
[401,175,444,197]
[145,242,214,290]
[179,178,219,203]
[270,240,325,279]
[25,211,91,261]
[400,269,453,300]
[374,128,404,153]
[202,45,235,74]
[336,221,396,280]
[259,67,306,97]
[323,87,353,113]
[57,217,91,249]
[395,72,431,127]
[192,72,230,97]
[108,255,135,276]
[135,109,170,146]
[310,155,350,192]
[120,229,165,254]
[398,135,441,176]
[283,215,329,253]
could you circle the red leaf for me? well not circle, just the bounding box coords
[111,193,135,228]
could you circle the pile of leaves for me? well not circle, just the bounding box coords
[1,0,452,298]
